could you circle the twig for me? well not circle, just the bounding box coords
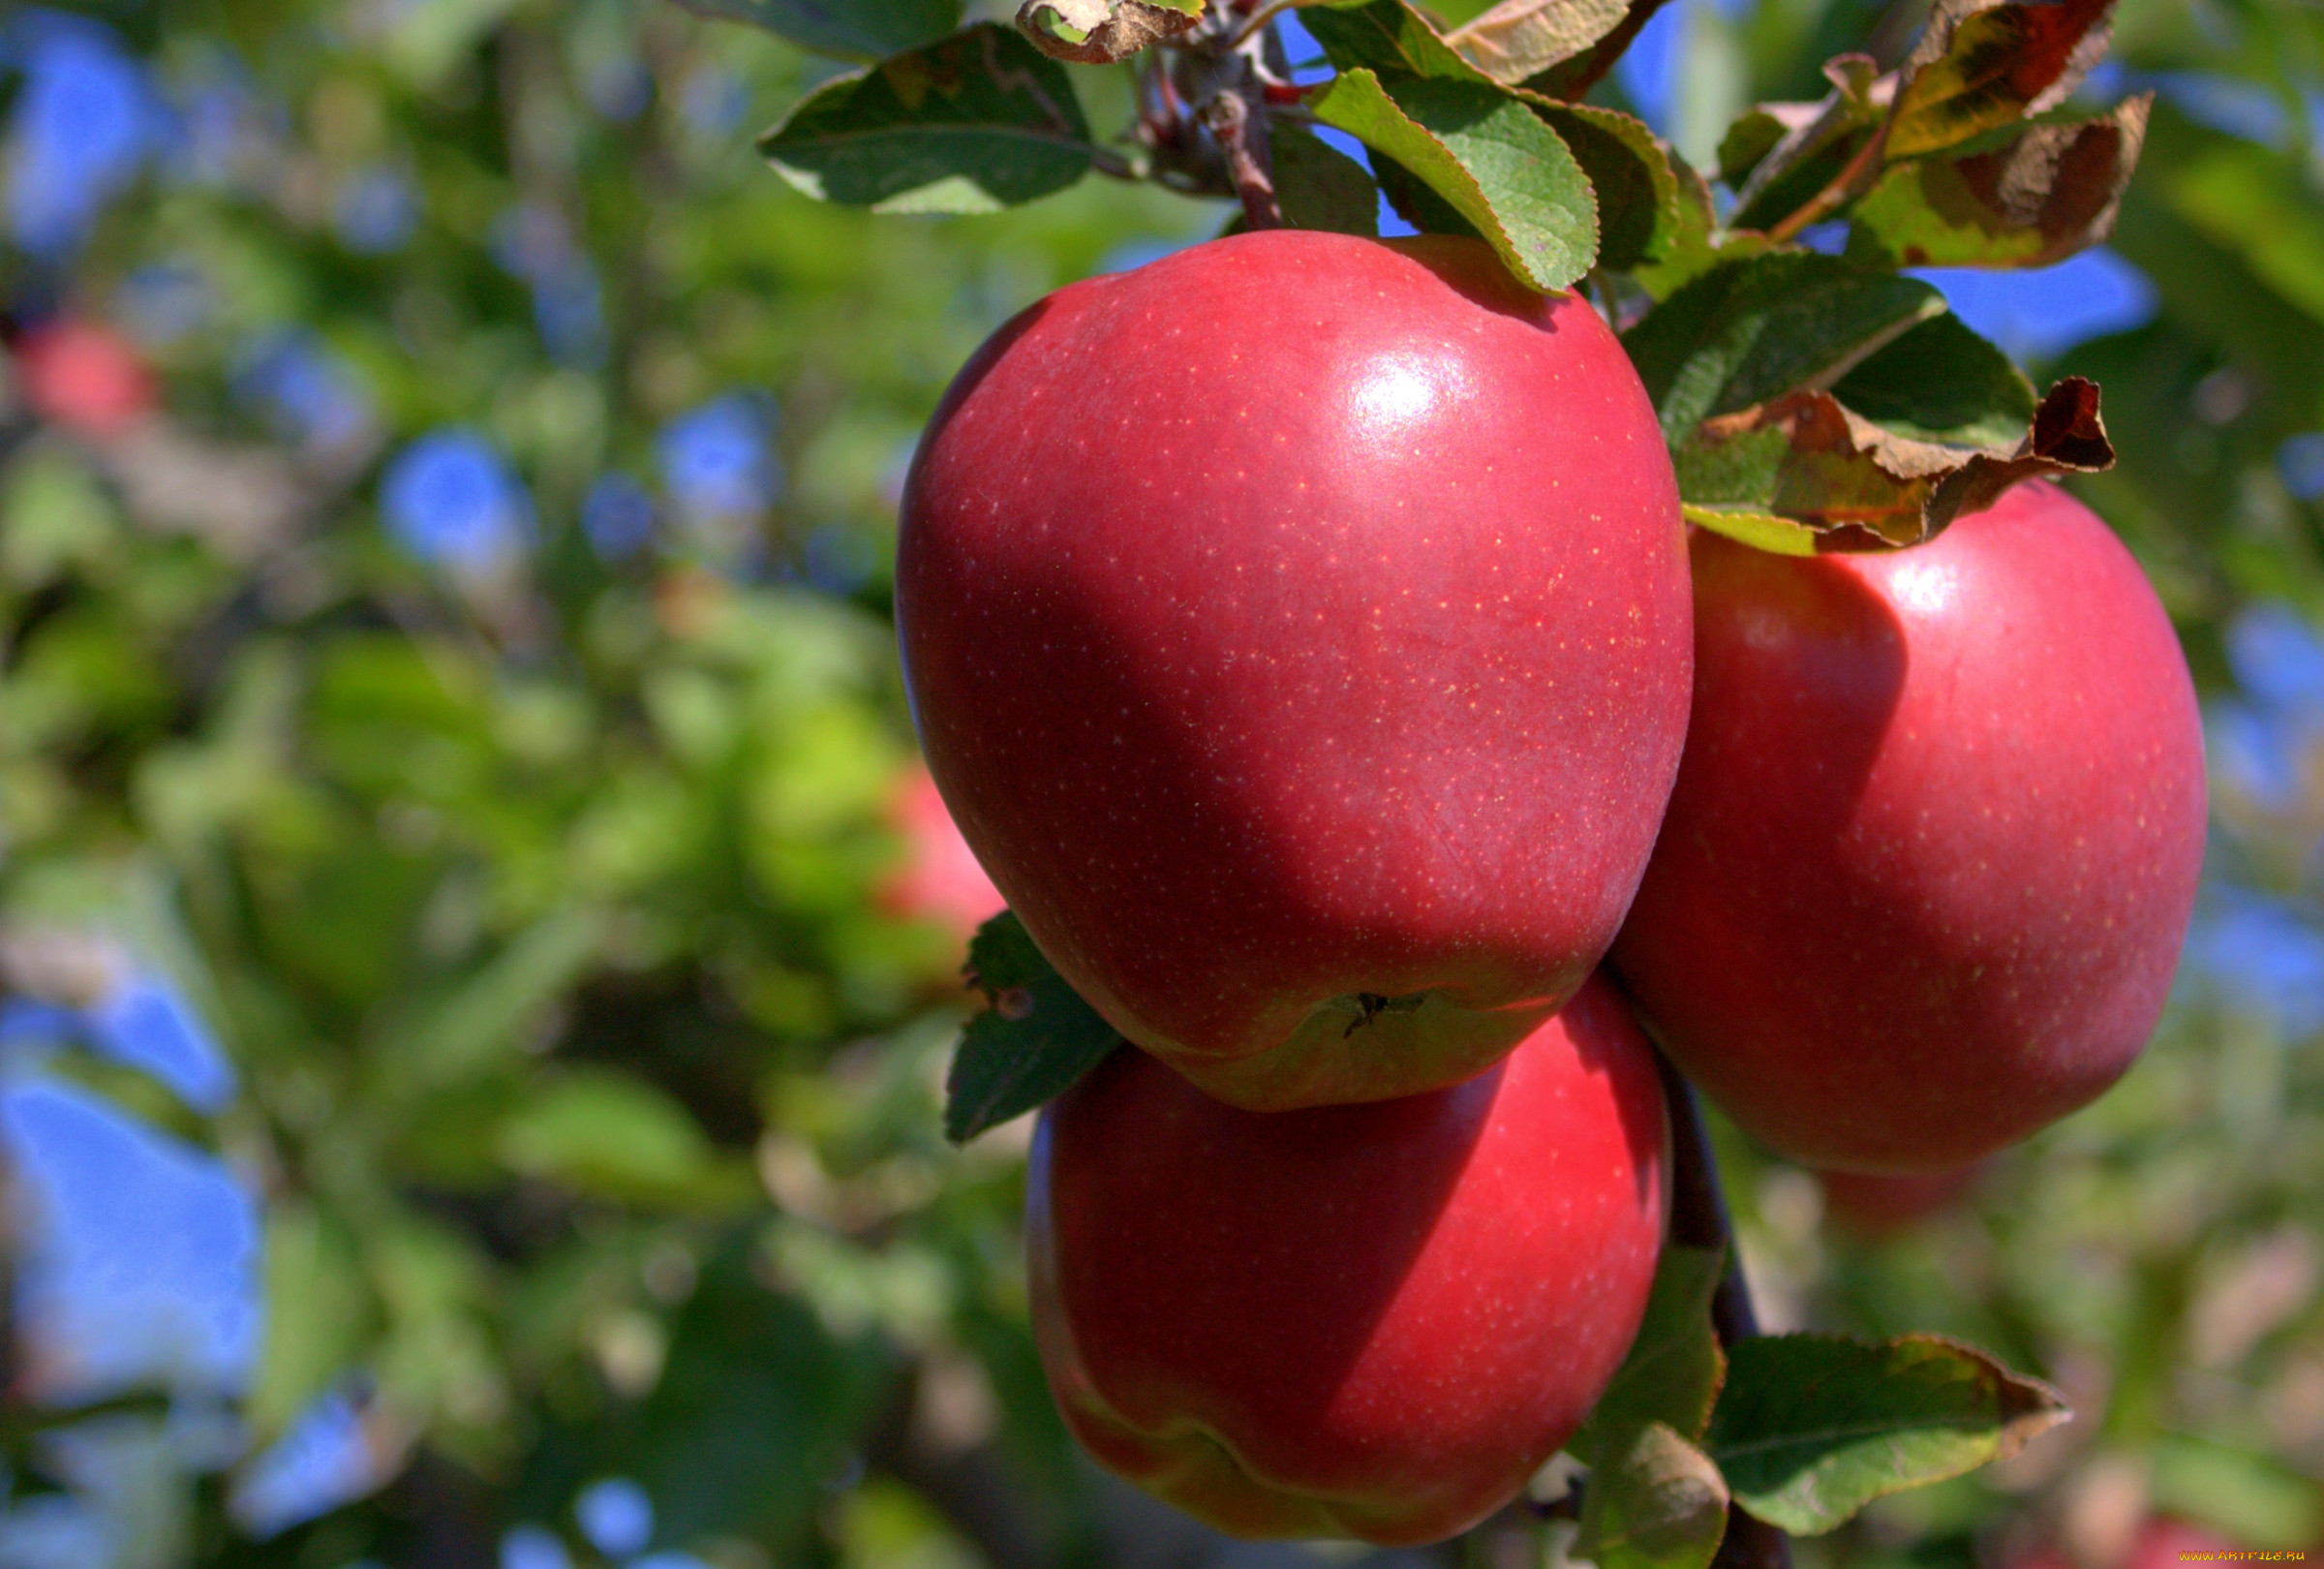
[1198,79,1284,230]
[1762,121,1890,243]
[1656,1050,1793,1569]
[1089,145,1147,181]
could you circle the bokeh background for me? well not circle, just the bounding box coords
[0,0,2317,1565]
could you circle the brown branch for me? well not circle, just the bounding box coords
[1763,121,1891,243]
[1657,1050,1793,1569]
[1198,79,1283,230]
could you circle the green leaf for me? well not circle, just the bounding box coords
[1375,150,1486,241]
[1300,0,1489,81]
[1671,376,2115,548]
[1533,102,1680,270]
[1630,159,1775,300]
[1269,121,1382,236]
[1575,1244,1728,1453]
[249,1201,375,1442]
[1014,0,1202,65]
[1829,313,2036,447]
[1886,0,2117,162]
[1308,68,1598,291]
[759,23,1094,214]
[1705,1334,2070,1536]
[1445,0,1635,85]
[666,0,962,60]
[2153,119,2324,323]
[1717,104,1805,190]
[622,1251,898,1551]
[1846,98,2151,270]
[945,910,1122,1143]
[367,0,522,86]
[1310,0,1673,268]
[2102,107,2324,424]
[2151,1436,2324,1551]
[1620,253,1946,445]
[1570,1246,1732,1569]
[389,908,603,1090]
[1681,503,1824,555]
[497,1070,753,1209]
[1577,1422,1732,1569]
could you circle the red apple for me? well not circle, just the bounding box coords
[1027,973,1667,1545]
[13,320,156,439]
[879,763,1007,941]
[2016,1515,2240,1569]
[899,230,1690,1110]
[1611,480,2206,1172]
[1819,1163,1984,1238]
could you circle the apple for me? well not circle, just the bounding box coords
[1818,1163,1984,1238]
[1610,480,2206,1172]
[1026,973,1667,1546]
[2017,1515,2239,1569]
[899,230,1691,1110]
[878,762,1007,942]
[12,319,156,439]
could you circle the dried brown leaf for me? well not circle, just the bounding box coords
[1015,0,1201,64]
[1685,376,2112,547]
[1888,0,2116,160]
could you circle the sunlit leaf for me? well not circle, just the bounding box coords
[1300,0,1488,80]
[1847,97,2150,270]
[1886,0,2116,161]
[1630,160,1775,300]
[1308,68,1598,291]
[1676,375,2114,548]
[1534,102,1680,269]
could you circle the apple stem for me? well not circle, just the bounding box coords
[1656,1050,1796,1569]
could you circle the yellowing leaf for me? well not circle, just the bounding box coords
[1446,0,1633,85]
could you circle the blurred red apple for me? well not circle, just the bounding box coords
[880,763,1005,941]
[1612,481,2206,1172]
[900,230,1691,1110]
[2017,1515,2240,1569]
[1819,1163,1984,1238]
[13,320,156,439]
[1027,973,1668,1545]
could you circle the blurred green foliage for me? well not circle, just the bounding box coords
[0,1,2318,1567]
